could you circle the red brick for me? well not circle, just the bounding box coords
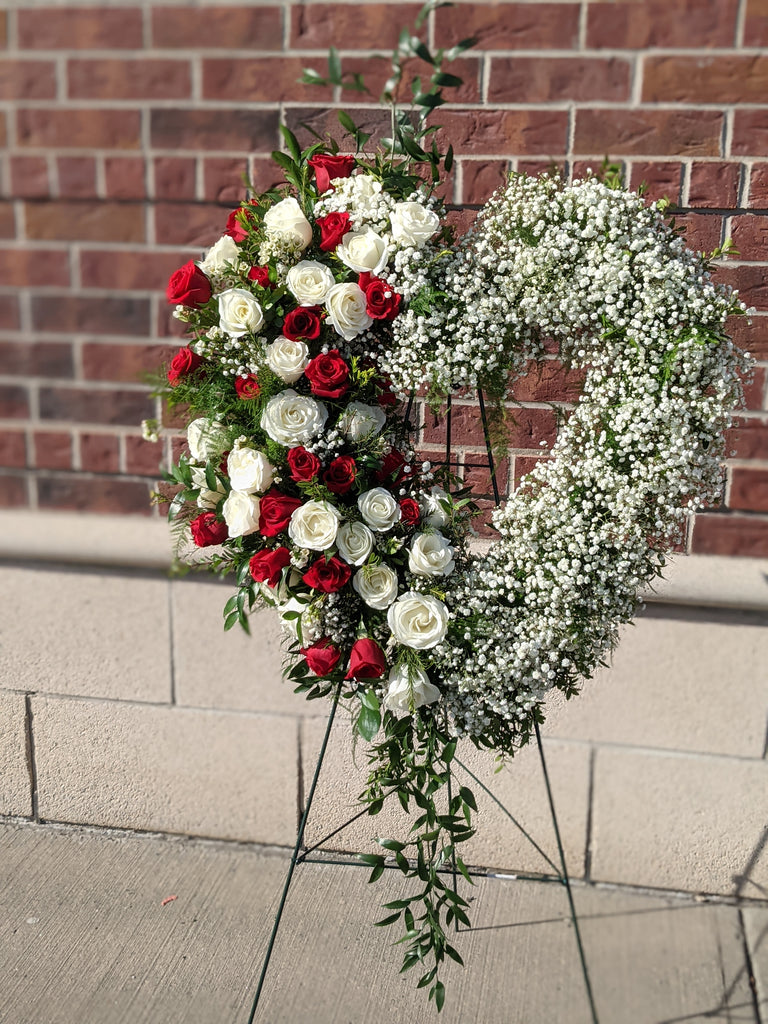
[341,55,480,105]
[125,435,165,475]
[740,366,767,410]
[733,112,768,157]
[154,203,229,248]
[18,8,143,49]
[25,202,145,243]
[726,416,768,459]
[574,109,722,158]
[151,109,278,153]
[588,0,738,48]
[32,295,150,337]
[80,250,190,292]
[729,467,768,512]
[0,341,73,378]
[510,360,585,403]
[82,342,175,383]
[0,295,20,330]
[0,473,27,509]
[0,248,69,289]
[202,158,249,204]
[33,430,72,470]
[460,160,510,205]
[9,156,49,199]
[154,157,197,201]
[422,403,557,450]
[104,157,146,200]
[435,3,579,50]
[57,156,97,199]
[203,58,333,104]
[37,474,153,515]
[715,264,768,313]
[688,162,741,209]
[728,314,768,358]
[68,59,192,101]
[673,213,723,256]
[152,6,282,49]
[691,512,768,556]
[644,56,768,104]
[730,215,768,261]
[460,455,510,501]
[748,164,768,208]
[156,306,188,340]
[0,60,56,99]
[293,4,422,49]
[518,160,566,179]
[18,109,140,150]
[0,13,6,49]
[39,386,153,426]
[0,430,26,468]
[286,107,391,151]
[746,0,768,47]
[247,158,288,196]
[434,110,568,157]
[0,201,15,237]
[628,161,683,205]
[489,57,630,104]
[80,432,120,474]
[0,385,29,418]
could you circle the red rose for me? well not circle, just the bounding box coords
[376,377,397,407]
[259,488,303,537]
[345,638,386,680]
[304,350,350,399]
[317,212,352,252]
[248,265,272,288]
[301,638,342,676]
[302,555,351,594]
[308,154,356,194]
[287,446,321,483]
[249,546,292,587]
[167,346,203,385]
[283,306,322,342]
[190,512,228,547]
[166,261,212,307]
[399,497,420,526]
[374,449,407,485]
[225,205,256,243]
[364,276,402,321]
[323,455,357,495]
[235,374,260,399]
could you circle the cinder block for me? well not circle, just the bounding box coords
[546,609,768,758]
[171,578,300,715]
[301,714,590,877]
[32,696,298,844]
[591,746,768,895]
[0,692,30,816]
[0,567,171,703]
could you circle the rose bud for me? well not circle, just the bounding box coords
[167,346,204,385]
[258,488,303,537]
[304,350,350,400]
[308,154,356,194]
[345,638,387,680]
[316,212,352,252]
[283,306,322,343]
[287,446,321,483]
[323,455,357,495]
[166,261,212,308]
[189,512,228,548]
[235,374,260,400]
[302,555,351,594]
[301,638,342,676]
[249,546,292,587]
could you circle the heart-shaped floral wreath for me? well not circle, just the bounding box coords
[149,24,749,1012]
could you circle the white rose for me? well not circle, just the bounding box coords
[218,288,264,338]
[227,447,274,494]
[198,234,240,276]
[384,663,441,712]
[350,175,382,200]
[325,282,373,341]
[408,531,455,577]
[336,228,388,275]
[222,490,261,538]
[286,260,335,306]
[390,201,440,247]
[353,563,399,610]
[260,390,328,446]
[387,591,449,649]
[337,401,386,442]
[288,500,341,551]
[190,465,225,510]
[278,596,320,643]
[425,486,452,527]
[187,418,227,462]
[265,338,309,383]
[358,487,401,533]
[336,521,373,566]
[263,196,312,250]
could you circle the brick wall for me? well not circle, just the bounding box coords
[0,0,766,556]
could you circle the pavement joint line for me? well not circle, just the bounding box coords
[2,817,767,910]
[23,695,39,823]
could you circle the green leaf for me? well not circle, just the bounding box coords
[357,852,384,867]
[300,68,327,87]
[442,739,457,763]
[328,46,342,84]
[413,92,446,110]
[377,837,405,852]
[374,912,402,927]
[401,134,428,161]
[445,944,464,966]
[337,109,358,135]
[459,786,477,811]
[431,71,463,88]
[369,863,385,883]
[279,124,301,163]
[434,980,446,1011]
[223,612,239,632]
[357,702,381,742]
[271,150,297,175]
[444,144,454,173]
[413,40,433,64]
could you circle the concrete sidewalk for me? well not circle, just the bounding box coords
[1,819,766,1024]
